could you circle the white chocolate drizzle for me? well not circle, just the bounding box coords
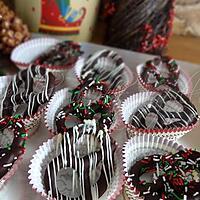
[45,119,115,200]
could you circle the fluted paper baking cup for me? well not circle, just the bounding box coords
[0,75,13,95]
[11,38,60,70]
[45,88,72,134]
[74,58,134,96]
[110,109,124,133]
[23,107,44,137]
[120,92,199,140]
[136,64,192,96]
[45,88,122,135]
[28,135,124,200]
[122,134,184,200]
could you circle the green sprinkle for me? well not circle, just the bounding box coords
[89,108,95,113]
[6,144,11,150]
[158,77,165,85]
[21,140,27,148]
[21,133,27,138]
[141,167,147,173]
[74,91,80,94]
[14,114,21,119]
[184,180,189,186]
[170,192,183,200]
[95,77,100,83]
[74,104,79,110]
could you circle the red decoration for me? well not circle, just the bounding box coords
[39,0,86,34]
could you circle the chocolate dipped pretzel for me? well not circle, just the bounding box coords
[34,41,83,68]
[0,115,27,178]
[131,89,198,129]
[167,150,200,200]
[141,56,180,90]
[128,150,200,200]
[1,65,55,117]
[80,49,125,90]
[56,79,114,133]
[44,119,117,200]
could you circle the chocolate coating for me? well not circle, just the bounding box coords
[131,89,199,129]
[34,41,83,68]
[129,149,200,200]
[80,49,125,90]
[141,56,180,90]
[129,154,169,200]
[55,80,114,134]
[44,120,117,200]
[0,115,27,179]
[1,65,55,117]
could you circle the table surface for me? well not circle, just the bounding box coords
[0,42,200,200]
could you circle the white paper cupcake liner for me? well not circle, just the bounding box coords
[122,134,184,200]
[23,107,44,137]
[28,135,124,200]
[0,75,13,95]
[45,88,122,135]
[11,38,83,72]
[74,58,134,96]
[136,64,192,97]
[11,38,60,70]
[120,92,199,140]
[45,88,72,135]
[110,109,124,133]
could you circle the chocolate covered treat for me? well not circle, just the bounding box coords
[34,40,83,69]
[140,56,180,91]
[131,89,198,129]
[56,79,114,133]
[106,0,175,55]
[169,149,200,200]
[80,49,126,90]
[0,115,27,179]
[128,149,200,200]
[129,154,169,200]
[43,119,117,200]
[1,65,55,117]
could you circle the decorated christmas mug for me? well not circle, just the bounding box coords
[14,0,100,41]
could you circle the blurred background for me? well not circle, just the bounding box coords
[2,0,200,64]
